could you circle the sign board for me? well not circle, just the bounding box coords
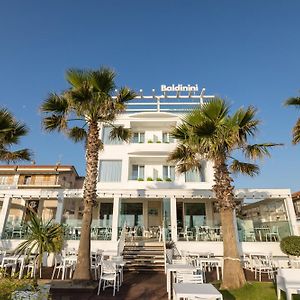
[161,84,199,92]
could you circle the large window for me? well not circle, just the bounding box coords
[131,132,145,143]
[120,203,143,227]
[162,132,174,143]
[184,203,206,227]
[0,176,7,185]
[99,160,122,182]
[131,165,144,180]
[102,126,122,145]
[163,166,175,181]
[185,169,203,182]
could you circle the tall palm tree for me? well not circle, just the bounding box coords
[0,107,31,162]
[40,67,136,280]
[284,95,300,144]
[168,98,280,289]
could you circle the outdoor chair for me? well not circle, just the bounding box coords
[252,256,274,281]
[277,268,300,300]
[51,254,72,280]
[266,226,280,241]
[97,259,119,296]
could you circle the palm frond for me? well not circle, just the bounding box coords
[90,68,116,93]
[0,148,32,162]
[43,115,68,132]
[284,96,300,107]
[292,118,300,144]
[109,126,131,142]
[230,159,259,177]
[40,93,69,114]
[200,98,230,123]
[116,87,137,103]
[168,144,200,174]
[65,69,90,88]
[243,143,283,159]
[68,126,87,143]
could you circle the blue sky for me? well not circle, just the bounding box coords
[1,0,300,191]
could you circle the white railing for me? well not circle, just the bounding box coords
[117,222,127,256]
[162,218,167,273]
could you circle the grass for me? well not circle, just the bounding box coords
[215,282,300,300]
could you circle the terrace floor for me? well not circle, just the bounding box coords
[40,267,269,300]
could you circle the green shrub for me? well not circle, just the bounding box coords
[146,177,153,181]
[137,177,144,181]
[156,140,161,143]
[156,178,163,181]
[165,177,172,182]
[280,235,300,256]
[147,140,153,143]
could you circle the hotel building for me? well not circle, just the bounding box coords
[0,87,298,258]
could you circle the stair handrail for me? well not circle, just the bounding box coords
[117,221,127,256]
[162,217,167,273]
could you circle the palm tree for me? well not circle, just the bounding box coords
[40,67,136,280]
[284,95,300,144]
[168,98,280,289]
[14,212,63,277]
[0,107,31,162]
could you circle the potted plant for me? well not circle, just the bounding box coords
[14,212,64,278]
[147,177,153,181]
[156,140,161,143]
[137,177,144,181]
[147,140,153,143]
[165,241,175,264]
[156,178,163,181]
[165,177,172,182]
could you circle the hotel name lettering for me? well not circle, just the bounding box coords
[161,84,199,92]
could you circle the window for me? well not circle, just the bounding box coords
[99,160,122,182]
[185,169,202,182]
[0,176,7,185]
[162,132,174,143]
[131,132,145,143]
[132,165,144,180]
[102,126,122,145]
[163,166,175,181]
[23,176,32,185]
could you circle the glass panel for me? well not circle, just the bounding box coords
[132,165,138,180]
[237,198,292,242]
[41,199,57,222]
[163,133,168,143]
[99,160,122,182]
[140,133,145,143]
[139,165,144,179]
[170,166,175,181]
[185,169,201,182]
[119,203,143,227]
[132,133,139,143]
[184,203,206,227]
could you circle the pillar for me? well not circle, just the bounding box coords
[0,195,11,238]
[111,196,120,241]
[170,197,177,242]
[55,191,64,224]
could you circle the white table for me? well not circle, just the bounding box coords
[173,283,223,300]
[166,264,197,299]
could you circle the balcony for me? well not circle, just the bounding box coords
[128,142,176,156]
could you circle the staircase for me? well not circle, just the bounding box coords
[123,241,165,272]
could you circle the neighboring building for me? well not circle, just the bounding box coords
[0,86,298,256]
[292,191,300,233]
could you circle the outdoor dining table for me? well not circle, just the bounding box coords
[1,255,25,279]
[173,283,223,300]
[166,263,197,299]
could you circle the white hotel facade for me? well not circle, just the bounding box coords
[0,85,299,257]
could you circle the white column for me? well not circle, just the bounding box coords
[111,196,120,241]
[284,194,299,235]
[170,197,177,242]
[55,191,64,224]
[0,196,11,238]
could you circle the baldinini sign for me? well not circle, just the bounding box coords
[161,84,199,92]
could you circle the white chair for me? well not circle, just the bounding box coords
[266,226,280,241]
[277,268,300,300]
[91,254,102,280]
[252,256,274,281]
[51,254,72,280]
[97,259,119,296]
[178,226,193,241]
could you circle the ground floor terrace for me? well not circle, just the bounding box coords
[0,188,298,256]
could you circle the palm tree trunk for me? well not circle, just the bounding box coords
[213,159,246,289]
[73,122,100,280]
